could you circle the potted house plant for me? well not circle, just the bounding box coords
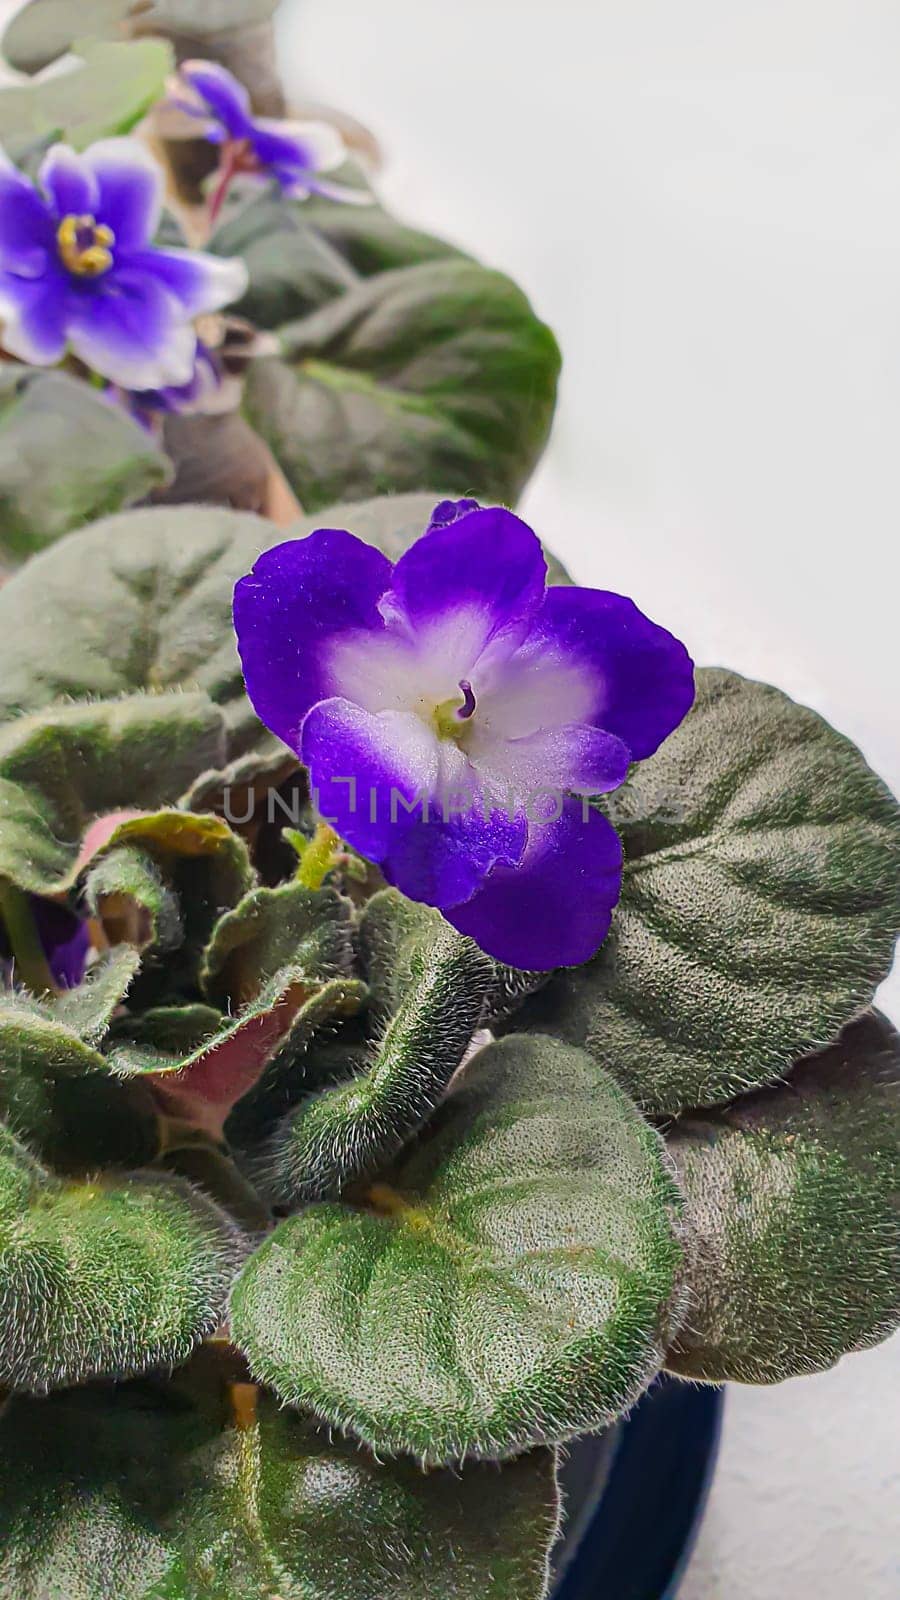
[0,5,897,1596]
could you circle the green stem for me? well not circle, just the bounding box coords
[294,823,341,891]
[0,880,58,996]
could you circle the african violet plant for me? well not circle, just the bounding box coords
[0,6,898,1600]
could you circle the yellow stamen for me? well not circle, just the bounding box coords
[57,214,115,278]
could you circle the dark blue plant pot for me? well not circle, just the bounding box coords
[552,1377,724,1599]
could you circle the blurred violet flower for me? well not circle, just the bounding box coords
[234,499,695,969]
[112,339,224,428]
[169,59,368,218]
[0,139,247,388]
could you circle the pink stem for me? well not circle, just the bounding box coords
[208,144,242,226]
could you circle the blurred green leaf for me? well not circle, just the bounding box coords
[666,1010,900,1383]
[0,1359,559,1599]
[0,370,171,565]
[2,1,134,72]
[243,257,560,511]
[0,38,173,150]
[210,185,464,328]
[232,1032,687,1464]
[211,193,362,327]
[0,1122,244,1391]
[511,669,900,1114]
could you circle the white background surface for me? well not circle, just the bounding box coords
[0,0,896,1592]
[280,4,900,1597]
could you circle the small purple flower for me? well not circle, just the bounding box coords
[116,340,223,427]
[234,500,695,969]
[170,60,368,209]
[0,898,90,991]
[0,139,248,389]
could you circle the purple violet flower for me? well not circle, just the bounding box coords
[170,60,368,213]
[0,898,90,991]
[234,500,695,969]
[118,339,223,426]
[0,139,248,389]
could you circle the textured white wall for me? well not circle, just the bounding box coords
[280,4,900,1595]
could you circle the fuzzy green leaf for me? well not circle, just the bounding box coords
[0,504,272,735]
[267,896,492,1202]
[85,844,183,952]
[0,698,230,896]
[231,1032,686,1464]
[108,958,366,1140]
[0,990,107,1077]
[0,1363,559,1600]
[0,370,171,564]
[0,1124,245,1391]
[0,965,160,1173]
[666,1010,900,1383]
[512,669,900,1114]
[243,257,560,511]
[0,948,153,1167]
[361,886,548,1027]
[80,809,255,974]
[0,37,173,151]
[44,944,141,1043]
[201,881,354,1008]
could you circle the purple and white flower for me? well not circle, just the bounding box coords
[170,59,368,210]
[0,139,248,389]
[112,339,224,429]
[234,499,695,969]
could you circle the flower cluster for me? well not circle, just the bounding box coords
[0,140,246,390]
[169,60,367,218]
[235,498,695,968]
[0,62,363,395]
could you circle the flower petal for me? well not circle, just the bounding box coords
[301,697,439,863]
[38,143,98,219]
[0,269,68,364]
[0,166,54,274]
[84,139,164,251]
[233,531,394,753]
[32,899,90,990]
[282,173,371,204]
[254,118,346,174]
[384,782,528,911]
[64,269,196,389]
[426,498,482,533]
[180,59,253,137]
[447,800,623,968]
[506,587,696,759]
[468,721,631,801]
[379,505,548,679]
[125,246,248,317]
